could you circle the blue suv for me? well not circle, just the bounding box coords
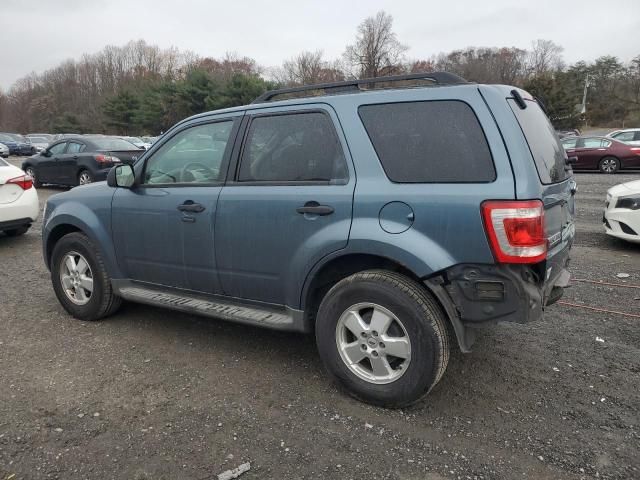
[42,73,575,407]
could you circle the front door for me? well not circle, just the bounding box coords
[39,141,67,184]
[215,106,355,307]
[112,116,241,293]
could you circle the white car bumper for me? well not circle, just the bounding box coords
[604,196,640,244]
[0,186,39,229]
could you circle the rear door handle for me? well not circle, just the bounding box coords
[177,201,205,213]
[297,201,334,216]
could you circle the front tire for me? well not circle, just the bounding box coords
[315,270,450,408]
[599,156,619,174]
[50,232,122,321]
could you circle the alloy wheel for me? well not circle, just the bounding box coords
[59,251,94,305]
[79,172,92,185]
[335,302,411,384]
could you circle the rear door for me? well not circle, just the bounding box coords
[576,137,608,169]
[215,105,355,307]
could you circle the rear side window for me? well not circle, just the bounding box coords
[507,99,569,184]
[358,101,495,183]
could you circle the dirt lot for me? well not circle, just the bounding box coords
[1,157,638,480]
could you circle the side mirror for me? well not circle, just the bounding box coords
[566,156,578,165]
[107,164,135,188]
[41,150,51,157]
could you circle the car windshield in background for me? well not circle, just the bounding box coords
[29,137,48,143]
[90,138,143,150]
[9,134,26,142]
[507,98,569,184]
[0,134,15,142]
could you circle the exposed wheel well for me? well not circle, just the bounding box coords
[45,224,82,268]
[303,254,423,323]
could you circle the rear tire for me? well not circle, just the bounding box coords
[50,232,122,321]
[315,270,450,408]
[24,166,41,188]
[78,169,94,186]
[4,225,29,237]
[599,156,619,174]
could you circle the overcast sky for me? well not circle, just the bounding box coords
[1,0,639,90]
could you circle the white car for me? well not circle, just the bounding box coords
[606,129,640,146]
[604,180,640,243]
[0,143,9,158]
[26,136,50,153]
[0,158,39,237]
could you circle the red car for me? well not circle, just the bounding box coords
[561,136,640,173]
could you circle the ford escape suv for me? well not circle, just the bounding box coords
[42,73,575,407]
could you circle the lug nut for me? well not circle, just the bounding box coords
[379,342,385,349]
[361,344,367,351]
[372,331,378,337]
[371,351,379,357]
[361,332,367,338]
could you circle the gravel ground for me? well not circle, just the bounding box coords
[1,157,639,480]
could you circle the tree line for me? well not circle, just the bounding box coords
[0,11,638,135]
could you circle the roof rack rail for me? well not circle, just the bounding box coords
[252,71,468,103]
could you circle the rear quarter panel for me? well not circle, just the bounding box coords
[327,86,516,277]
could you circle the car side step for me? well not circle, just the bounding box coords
[112,280,307,332]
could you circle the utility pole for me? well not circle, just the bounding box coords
[580,74,591,128]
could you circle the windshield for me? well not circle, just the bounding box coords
[124,137,144,144]
[0,134,14,142]
[91,137,143,151]
[9,134,25,142]
[29,137,48,143]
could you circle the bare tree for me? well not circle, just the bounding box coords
[528,39,564,77]
[277,50,344,86]
[343,11,408,79]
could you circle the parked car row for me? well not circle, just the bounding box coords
[0,132,161,160]
[21,135,144,187]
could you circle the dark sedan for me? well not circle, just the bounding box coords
[0,133,35,156]
[21,136,144,187]
[561,136,640,173]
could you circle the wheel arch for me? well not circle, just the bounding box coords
[300,252,471,352]
[44,209,121,279]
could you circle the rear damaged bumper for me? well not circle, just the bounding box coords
[426,258,571,352]
[444,263,570,325]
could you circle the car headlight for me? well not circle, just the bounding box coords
[616,197,640,210]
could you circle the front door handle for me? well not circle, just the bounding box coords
[177,201,205,213]
[297,201,334,216]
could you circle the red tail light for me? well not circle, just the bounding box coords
[95,154,121,165]
[7,174,33,190]
[481,200,546,264]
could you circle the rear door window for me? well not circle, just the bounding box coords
[358,100,495,183]
[238,112,348,183]
[507,98,569,184]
